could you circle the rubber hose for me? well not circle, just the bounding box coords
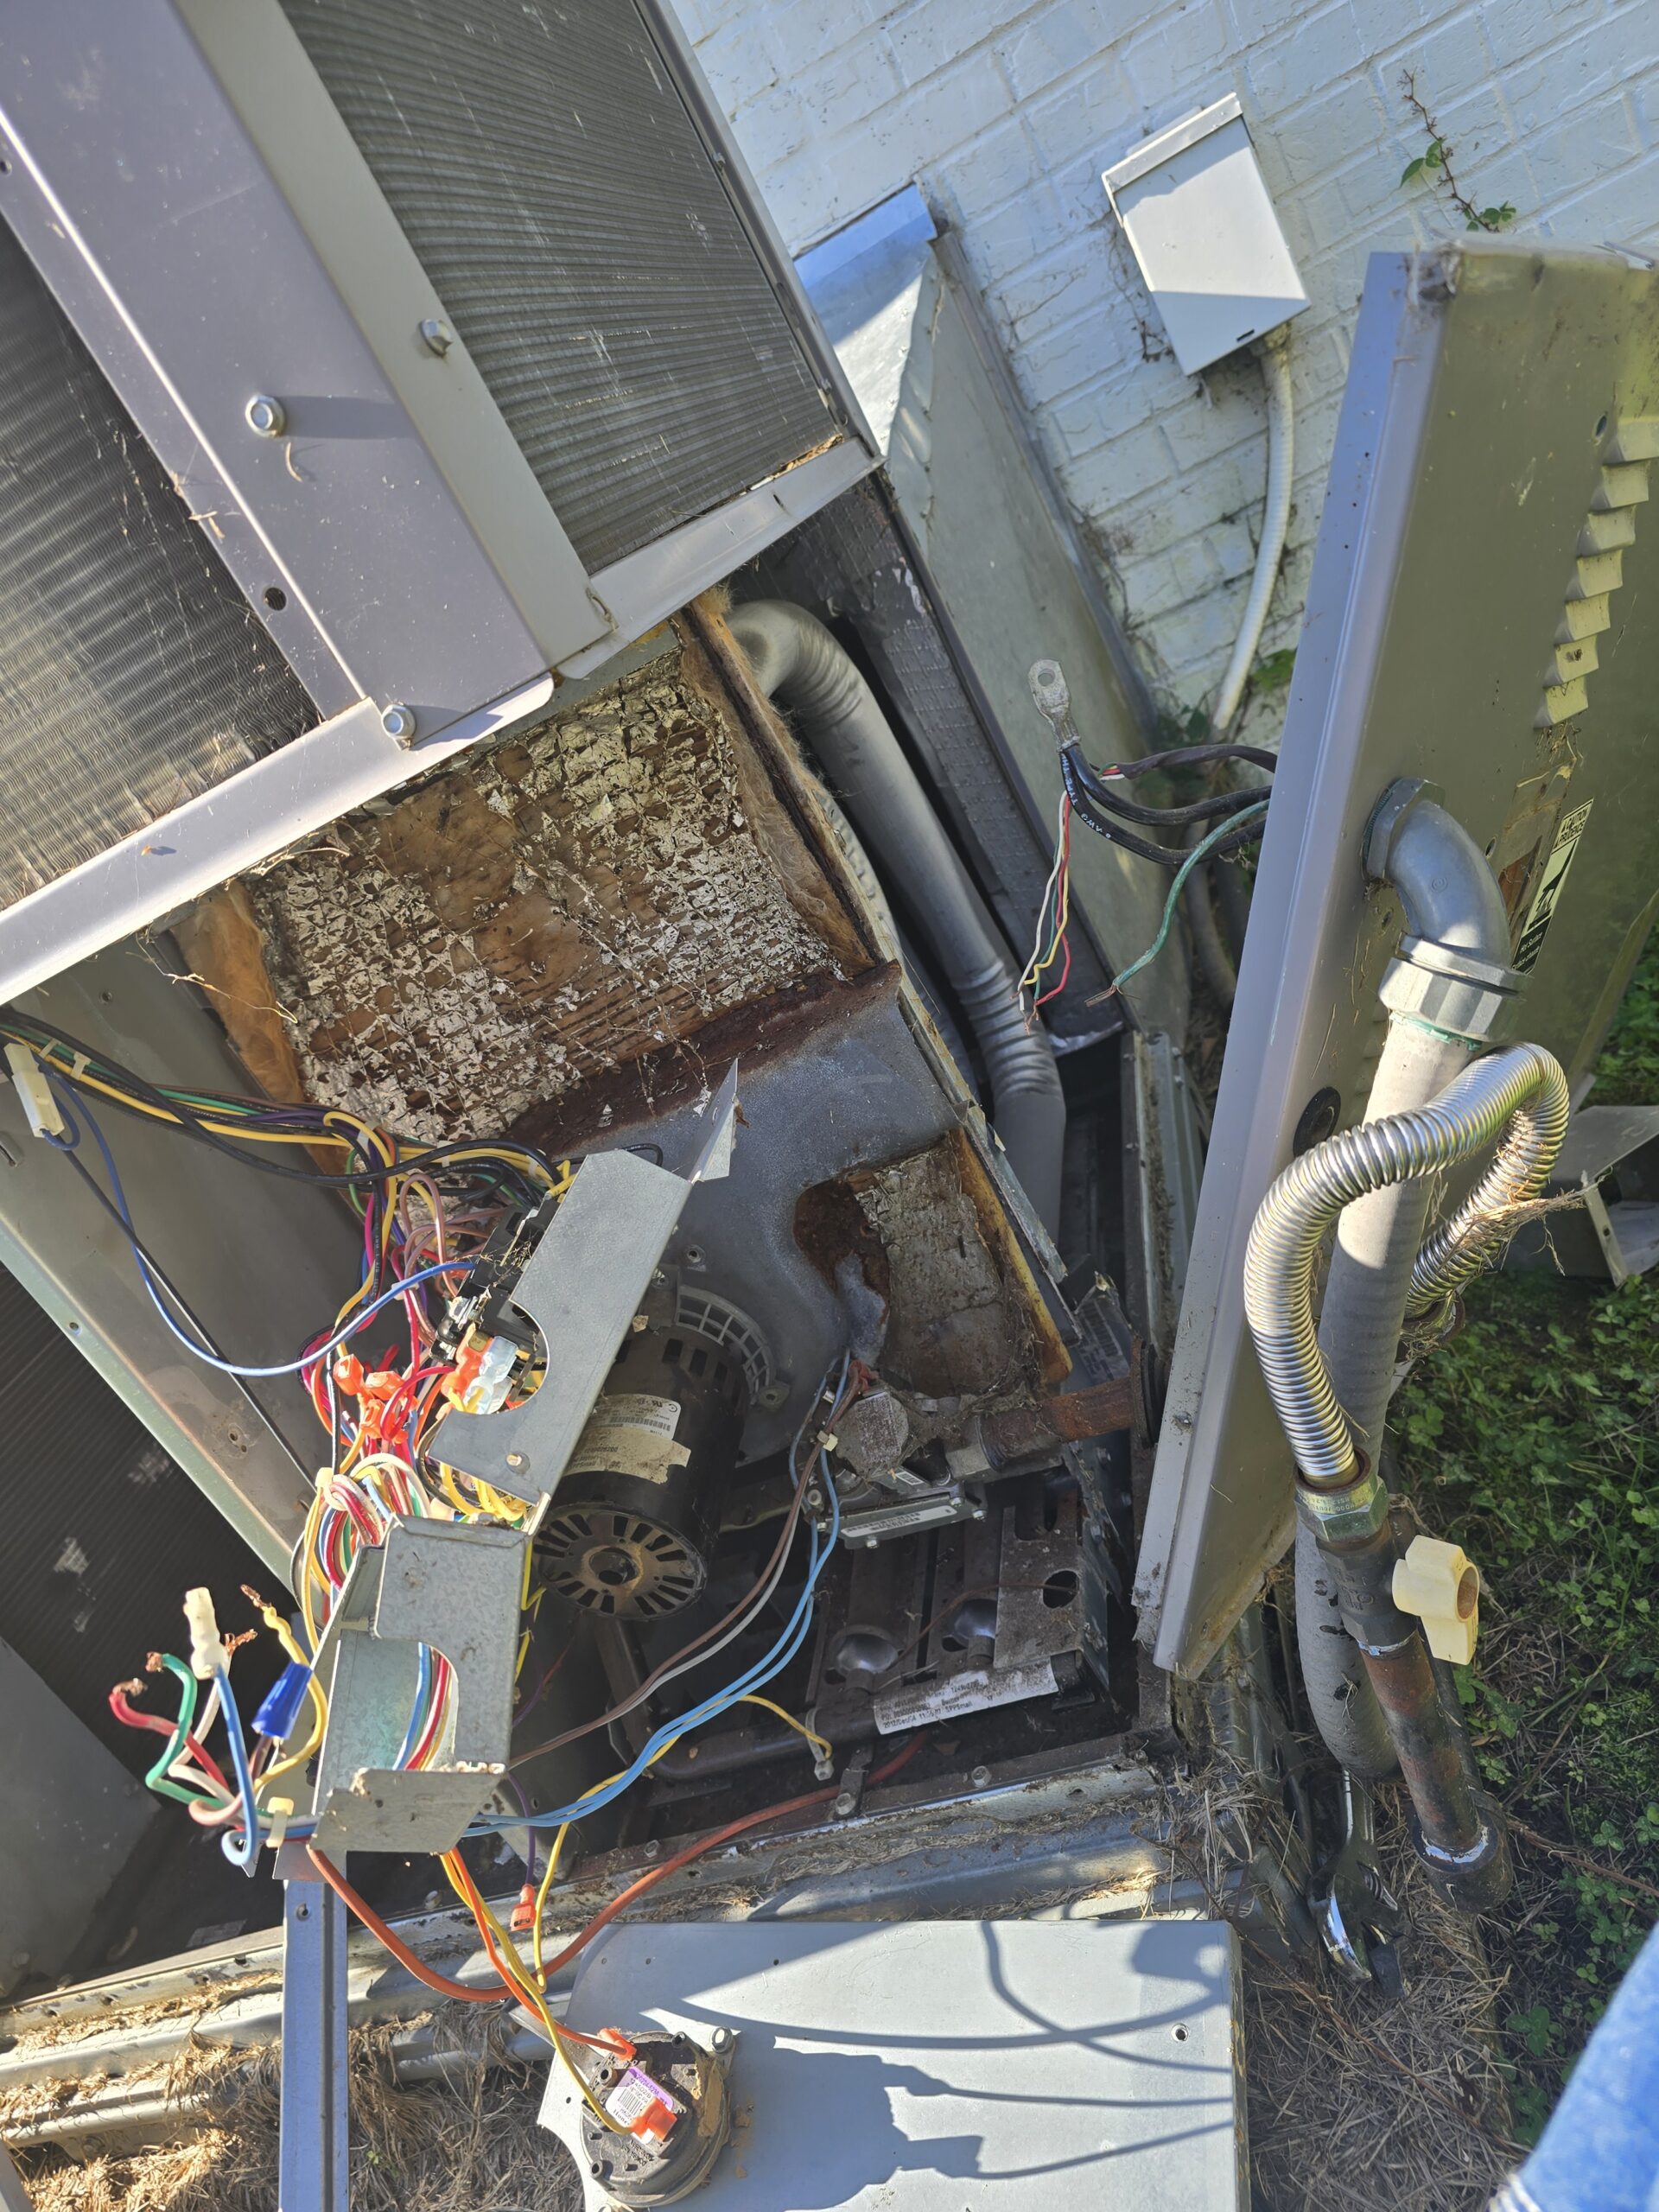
[728,600,1065,1235]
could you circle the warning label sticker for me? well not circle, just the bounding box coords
[1514,798,1593,973]
[566,1394,690,1484]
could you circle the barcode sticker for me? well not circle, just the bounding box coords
[1514,798,1593,972]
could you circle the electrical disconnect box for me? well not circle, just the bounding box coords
[1103,92,1309,374]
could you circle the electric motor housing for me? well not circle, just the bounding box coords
[537,1315,748,1618]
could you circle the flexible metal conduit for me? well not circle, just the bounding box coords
[1244,1041,1569,1485]
[728,599,1065,1235]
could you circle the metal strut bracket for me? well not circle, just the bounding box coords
[435,1065,738,1503]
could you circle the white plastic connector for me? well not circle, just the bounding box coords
[1391,1535,1480,1666]
[183,1586,232,1681]
[3,1042,66,1140]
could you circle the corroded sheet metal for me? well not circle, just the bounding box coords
[206,634,866,1141]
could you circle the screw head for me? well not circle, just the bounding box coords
[710,2025,733,2050]
[381,703,416,743]
[630,1312,649,1333]
[643,1839,660,1860]
[245,393,286,437]
[864,1536,879,1550]
[505,1450,527,1471]
[833,1789,856,1817]
[970,1505,987,1522]
[418,315,455,356]
[970,1764,992,1789]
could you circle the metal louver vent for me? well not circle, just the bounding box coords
[0,219,318,912]
[280,0,834,573]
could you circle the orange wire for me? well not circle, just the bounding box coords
[308,1736,926,2003]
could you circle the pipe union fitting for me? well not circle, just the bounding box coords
[1296,1463,1390,1545]
[1380,935,1523,1044]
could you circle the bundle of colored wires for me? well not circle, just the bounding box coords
[1020,789,1072,1008]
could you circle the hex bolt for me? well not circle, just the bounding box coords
[631,1312,649,1333]
[863,1537,879,1551]
[833,1789,857,1818]
[970,1504,987,1522]
[418,315,455,355]
[643,1839,660,1861]
[710,2025,733,2051]
[245,393,286,437]
[505,1451,528,1471]
[970,1764,992,1789]
[381,703,416,744]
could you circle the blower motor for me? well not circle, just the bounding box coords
[537,1292,756,1618]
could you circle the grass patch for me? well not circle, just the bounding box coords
[1395,944,1659,2142]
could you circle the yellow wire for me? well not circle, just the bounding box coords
[442,1853,626,2132]
[734,1695,831,1762]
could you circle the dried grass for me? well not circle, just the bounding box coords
[1163,1759,1522,2212]
[15,2008,579,2212]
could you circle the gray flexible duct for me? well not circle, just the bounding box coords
[1245,1041,1569,1486]
[728,600,1065,1235]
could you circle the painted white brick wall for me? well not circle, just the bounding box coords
[673,0,1659,733]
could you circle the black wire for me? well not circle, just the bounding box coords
[1100,741,1279,779]
[1063,756,1267,868]
[3,1012,569,1191]
[1062,747,1266,828]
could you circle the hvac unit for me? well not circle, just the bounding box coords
[0,0,875,1001]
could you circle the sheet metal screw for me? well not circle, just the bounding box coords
[245,393,286,437]
[381,703,416,744]
[418,316,455,355]
[970,1765,992,1789]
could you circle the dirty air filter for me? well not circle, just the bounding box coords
[0,222,316,910]
[539,1318,749,1619]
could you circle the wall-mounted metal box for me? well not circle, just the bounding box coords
[1103,93,1308,375]
[0,0,875,1003]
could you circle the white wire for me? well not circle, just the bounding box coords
[1021,787,1071,992]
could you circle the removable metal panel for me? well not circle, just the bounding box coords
[551,1918,1245,2210]
[1138,245,1659,1675]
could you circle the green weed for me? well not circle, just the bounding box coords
[1395,938,1659,2137]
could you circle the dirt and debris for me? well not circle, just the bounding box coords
[1162,1759,1519,2212]
[9,2012,579,2212]
[189,631,866,1143]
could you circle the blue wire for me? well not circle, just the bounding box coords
[48,1078,464,1377]
[470,1460,842,1836]
[396,1643,433,1770]
[214,1667,262,1877]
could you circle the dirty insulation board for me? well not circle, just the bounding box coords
[181,621,873,1144]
